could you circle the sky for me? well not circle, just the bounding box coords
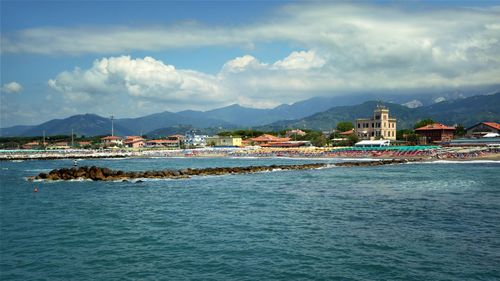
[1,0,499,127]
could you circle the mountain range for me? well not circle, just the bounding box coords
[1,92,499,137]
[258,93,500,131]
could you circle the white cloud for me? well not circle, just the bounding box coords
[48,56,229,110]
[273,50,325,70]
[5,3,499,92]
[1,81,23,94]
[48,45,500,116]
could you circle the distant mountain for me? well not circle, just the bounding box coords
[1,114,133,137]
[416,93,500,126]
[0,125,36,136]
[2,90,498,137]
[258,92,500,131]
[115,110,234,135]
[402,100,423,108]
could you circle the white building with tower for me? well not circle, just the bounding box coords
[355,105,397,140]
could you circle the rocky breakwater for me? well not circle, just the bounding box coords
[334,158,421,167]
[29,163,328,181]
[29,159,421,182]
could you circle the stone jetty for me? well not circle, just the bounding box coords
[28,159,419,182]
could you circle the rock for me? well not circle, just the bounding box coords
[31,159,419,182]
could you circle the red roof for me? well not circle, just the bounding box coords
[124,139,145,144]
[339,129,354,135]
[146,139,179,144]
[482,122,500,131]
[101,136,122,140]
[251,134,290,142]
[146,140,168,144]
[415,123,455,131]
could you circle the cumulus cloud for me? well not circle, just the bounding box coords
[1,81,23,94]
[273,50,325,70]
[32,2,500,116]
[48,44,500,115]
[5,3,500,92]
[48,56,228,110]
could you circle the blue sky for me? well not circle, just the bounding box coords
[1,0,499,127]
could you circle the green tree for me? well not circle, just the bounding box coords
[454,124,466,137]
[336,121,354,132]
[414,118,435,129]
[347,134,359,146]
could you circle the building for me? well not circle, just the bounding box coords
[185,131,208,147]
[101,136,123,147]
[339,129,354,136]
[166,135,185,148]
[466,122,500,137]
[144,139,169,148]
[415,123,455,143]
[22,141,44,149]
[47,141,71,150]
[285,129,306,138]
[206,136,242,147]
[354,140,391,147]
[355,106,397,140]
[78,141,92,147]
[249,134,290,146]
[123,136,145,148]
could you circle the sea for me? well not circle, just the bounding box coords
[1,157,499,281]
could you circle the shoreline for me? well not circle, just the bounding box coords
[2,147,499,162]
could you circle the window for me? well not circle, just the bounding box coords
[358,123,360,128]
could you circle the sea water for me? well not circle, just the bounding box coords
[1,158,499,280]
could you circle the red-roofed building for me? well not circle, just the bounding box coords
[144,139,180,148]
[101,136,123,147]
[415,123,455,143]
[339,129,355,136]
[124,136,145,148]
[250,134,291,146]
[78,141,91,147]
[466,122,500,137]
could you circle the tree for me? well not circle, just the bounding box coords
[455,124,466,137]
[346,134,359,146]
[414,118,435,129]
[336,121,354,132]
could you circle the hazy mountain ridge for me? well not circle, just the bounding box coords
[2,91,499,137]
[258,93,500,131]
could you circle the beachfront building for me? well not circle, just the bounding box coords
[466,122,500,138]
[123,136,145,148]
[22,141,47,149]
[46,142,70,150]
[415,123,455,144]
[354,140,391,147]
[206,136,242,147]
[144,139,180,148]
[250,134,291,146]
[185,131,208,147]
[166,135,185,148]
[101,136,123,147]
[355,105,397,140]
[78,141,91,147]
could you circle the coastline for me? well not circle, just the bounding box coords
[2,146,499,162]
